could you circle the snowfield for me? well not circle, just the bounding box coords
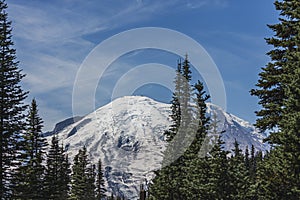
[46,96,269,199]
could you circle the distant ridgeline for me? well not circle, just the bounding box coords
[43,116,83,137]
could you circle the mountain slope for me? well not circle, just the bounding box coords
[47,96,268,199]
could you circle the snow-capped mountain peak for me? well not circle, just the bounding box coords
[47,96,268,199]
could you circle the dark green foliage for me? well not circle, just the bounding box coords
[205,138,230,200]
[96,159,107,199]
[150,56,188,199]
[245,146,250,170]
[179,80,211,199]
[192,80,210,156]
[70,146,96,200]
[227,140,249,200]
[44,136,71,199]
[164,60,182,142]
[150,164,181,199]
[251,0,300,141]
[70,147,87,199]
[183,113,229,200]
[14,99,48,199]
[150,56,211,199]
[60,154,72,199]
[180,55,193,128]
[151,85,258,200]
[249,145,256,180]
[0,0,28,198]
[251,0,300,198]
[86,164,97,200]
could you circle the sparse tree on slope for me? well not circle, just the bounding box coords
[96,158,107,200]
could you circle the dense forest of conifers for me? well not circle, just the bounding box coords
[0,0,299,199]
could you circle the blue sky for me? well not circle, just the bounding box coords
[7,0,278,131]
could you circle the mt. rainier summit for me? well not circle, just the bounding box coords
[46,96,269,199]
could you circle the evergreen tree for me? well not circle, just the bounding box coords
[251,0,299,137]
[60,153,71,200]
[180,55,193,128]
[180,80,211,199]
[164,55,194,149]
[70,146,96,200]
[251,0,300,198]
[164,60,182,142]
[227,140,249,200]
[70,150,85,200]
[249,145,256,180]
[150,55,211,199]
[169,54,195,161]
[14,99,47,199]
[192,80,210,156]
[44,136,71,199]
[206,134,230,200]
[85,164,96,200]
[183,112,226,200]
[247,150,264,200]
[0,0,28,198]
[150,56,194,199]
[96,158,107,200]
[244,146,250,171]
[244,145,260,199]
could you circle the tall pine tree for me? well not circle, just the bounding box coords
[44,136,71,199]
[150,55,211,199]
[179,80,211,199]
[150,55,194,199]
[205,136,230,200]
[0,0,28,198]
[251,0,300,198]
[70,146,96,200]
[164,60,182,142]
[227,140,249,200]
[14,99,47,199]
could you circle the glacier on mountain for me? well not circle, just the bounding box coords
[46,96,269,199]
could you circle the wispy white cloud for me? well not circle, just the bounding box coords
[7,0,232,130]
[9,1,177,43]
[23,54,78,92]
[179,0,229,9]
[8,0,184,130]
